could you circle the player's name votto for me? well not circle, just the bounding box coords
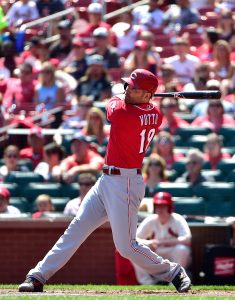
[139,114,159,126]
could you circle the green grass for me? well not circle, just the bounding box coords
[0,284,235,300]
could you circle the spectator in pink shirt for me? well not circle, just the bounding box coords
[159,97,189,134]
[191,99,235,132]
[151,131,184,169]
[203,132,231,170]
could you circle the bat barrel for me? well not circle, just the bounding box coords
[154,90,221,99]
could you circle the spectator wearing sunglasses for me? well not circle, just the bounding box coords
[151,131,184,169]
[63,172,97,216]
[142,153,168,198]
[176,149,214,185]
[0,145,29,181]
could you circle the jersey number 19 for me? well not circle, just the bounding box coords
[139,129,156,154]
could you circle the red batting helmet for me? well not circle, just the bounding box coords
[153,192,174,213]
[122,69,158,94]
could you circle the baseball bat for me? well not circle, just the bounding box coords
[154,90,221,99]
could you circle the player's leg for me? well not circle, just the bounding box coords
[19,179,108,291]
[101,173,190,292]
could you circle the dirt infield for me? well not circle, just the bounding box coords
[1,289,235,296]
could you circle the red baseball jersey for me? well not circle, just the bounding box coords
[105,95,162,168]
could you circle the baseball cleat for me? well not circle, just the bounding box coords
[18,277,43,292]
[172,267,191,293]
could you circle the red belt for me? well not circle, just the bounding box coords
[103,168,141,175]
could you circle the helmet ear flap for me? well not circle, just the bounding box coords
[124,82,128,91]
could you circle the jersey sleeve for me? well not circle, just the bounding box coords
[105,96,125,122]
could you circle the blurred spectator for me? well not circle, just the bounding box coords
[20,36,43,67]
[192,79,235,117]
[142,153,168,198]
[203,133,231,170]
[138,30,161,69]
[151,131,184,169]
[210,39,235,81]
[217,10,235,43]
[62,38,87,81]
[6,0,39,27]
[176,148,214,184]
[133,191,192,284]
[193,27,220,62]
[191,99,235,132]
[157,64,178,94]
[36,0,65,17]
[20,126,44,169]
[159,97,189,134]
[162,0,199,30]
[164,37,200,85]
[34,142,65,182]
[132,0,164,30]
[34,61,65,110]
[216,0,235,11]
[0,186,21,214]
[49,19,73,62]
[183,62,211,110]
[63,172,97,216]
[32,194,55,218]
[75,54,112,102]
[53,132,104,184]
[0,40,18,78]
[189,0,216,9]
[3,62,36,113]
[82,107,110,146]
[123,40,157,75]
[76,3,111,49]
[111,11,141,57]
[0,145,29,180]
[88,27,121,69]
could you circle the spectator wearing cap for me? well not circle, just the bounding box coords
[63,172,97,216]
[0,145,29,181]
[123,40,157,75]
[20,126,44,169]
[132,0,164,30]
[19,37,43,67]
[49,19,73,61]
[54,132,104,184]
[88,27,121,70]
[133,191,191,285]
[0,186,21,214]
[6,0,39,27]
[34,61,65,110]
[36,0,65,17]
[76,3,111,49]
[62,38,88,81]
[75,54,112,102]
[3,62,37,113]
[164,37,200,85]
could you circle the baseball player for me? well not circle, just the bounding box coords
[18,69,191,293]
